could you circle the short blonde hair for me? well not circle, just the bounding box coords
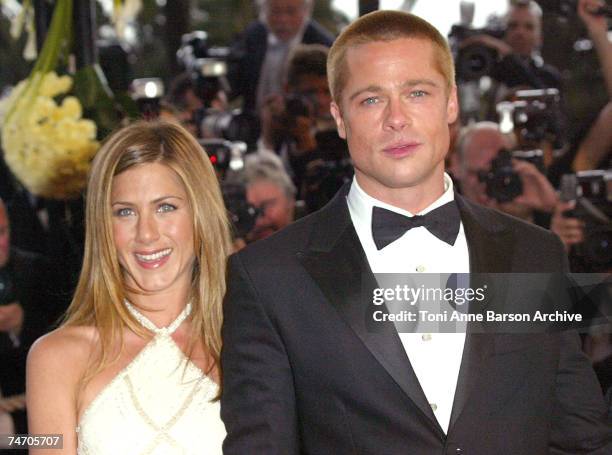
[327,10,455,103]
[64,120,232,383]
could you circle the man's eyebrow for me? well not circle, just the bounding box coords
[348,79,441,102]
[348,85,383,102]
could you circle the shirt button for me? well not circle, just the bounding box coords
[422,333,432,341]
[416,265,426,272]
[430,403,437,412]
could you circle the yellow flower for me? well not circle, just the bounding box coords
[0,71,99,199]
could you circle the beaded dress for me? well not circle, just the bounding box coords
[76,302,225,454]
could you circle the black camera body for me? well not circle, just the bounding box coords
[561,170,612,271]
[478,148,546,203]
[195,108,260,148]
[449,24,505,81]
[503,89,564,149]
[221,182,261,240]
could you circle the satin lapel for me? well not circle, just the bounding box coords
[299,187,443,435]
[449,195,514,431]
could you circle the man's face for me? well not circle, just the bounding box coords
[246,180,295,242]
[330,38,458,205]
[456,128,505,206]
[265,0,307,42]
[291,73,333,123]
[0,205,10,267]
[504,6,541,57]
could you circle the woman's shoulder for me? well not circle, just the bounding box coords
[28,325,99,378]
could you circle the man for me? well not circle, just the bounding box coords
[0,198,65,437]
[243,152,296,242]
[463,0,561,90]
[221,11,611,454]
[452,121,558,223]
[258,44,350,208]
[228,0,334,113]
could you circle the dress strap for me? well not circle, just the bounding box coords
[124,300,192,336]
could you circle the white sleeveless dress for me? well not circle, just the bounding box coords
[76,302,225,455]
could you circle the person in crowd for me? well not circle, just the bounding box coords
[551,0,612,249]
[0,197,64,441]
[26,121,232,454]
[461,0,561,90]
[259,43,350,210]
[228,0,334,113]
[243,152,296,243]
[221,11,611,454]
[451,121,558,224]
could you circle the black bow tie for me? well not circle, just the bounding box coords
[371,201,461,250]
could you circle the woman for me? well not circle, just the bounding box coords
[26,120,232,454]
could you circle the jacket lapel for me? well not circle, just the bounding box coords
[299,186,444,436]
[448,195,515,431]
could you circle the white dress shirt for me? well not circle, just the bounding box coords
[256,28,304,112]
[347,174,470,433]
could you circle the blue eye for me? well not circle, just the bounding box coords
[114,207,134,217]
[158,203,177,213]
[410,90,428,98]
[362,97,379,106]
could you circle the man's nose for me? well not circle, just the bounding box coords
[136,213,160,243]
[383,98,410,131]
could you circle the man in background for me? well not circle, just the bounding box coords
[229,0,334,113]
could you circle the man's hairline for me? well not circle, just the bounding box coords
[331,38,455,107]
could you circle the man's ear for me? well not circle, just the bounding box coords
[330,101,346,139]
[446,85,459,125]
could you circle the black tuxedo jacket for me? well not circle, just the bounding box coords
[0,248,68,434]
[221,188,611,454]
[228,20,334,112]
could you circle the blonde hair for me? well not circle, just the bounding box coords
[327,10,455,103]
[63,120,232,385]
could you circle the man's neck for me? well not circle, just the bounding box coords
[355,171,446,214]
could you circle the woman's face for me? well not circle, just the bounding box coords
[111,162,195,298]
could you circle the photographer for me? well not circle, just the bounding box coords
[452,122,558,224]
[454,0,564,130]
[259,44,350,212]
[228,0,334,114]
[0,198,65,438]
[459,0,561,90]
[551,0,611,262]
[242,152,296,243]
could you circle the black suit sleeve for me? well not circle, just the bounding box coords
[221,253,300,455]
[549,330,612,454]
[549,237,612,453]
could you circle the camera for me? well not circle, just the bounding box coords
[195,108,260,149]
[178,32,260,148]
[221,182,261,240]
[497,89,564,149]
[560,170,612,271]
[478,148,545,203]
[449,24,505,81]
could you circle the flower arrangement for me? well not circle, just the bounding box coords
[0,0,131,199]
[0,71,99,199]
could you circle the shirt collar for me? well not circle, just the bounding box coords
[347,173,455,222]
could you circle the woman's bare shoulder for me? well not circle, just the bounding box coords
[28,325,98,377]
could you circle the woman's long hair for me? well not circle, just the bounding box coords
[63,120,232,388]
